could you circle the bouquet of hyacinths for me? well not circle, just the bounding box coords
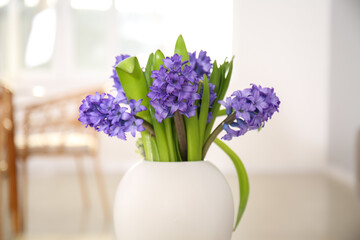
[79,35,280,230]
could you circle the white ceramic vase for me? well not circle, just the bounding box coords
[113,160,234,240]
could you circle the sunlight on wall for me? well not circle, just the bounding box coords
[71,0,112,11]
[114,0,233,64]
[24,0,39,8]
[25,8,56,68]
[32,85,45,97]
[0,0,8,8]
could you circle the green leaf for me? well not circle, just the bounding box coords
[209,61,220,93]
[198,75,210,151]
[216,109,227,117]
[218,57,234,101]
[174,35,190,64]
[154,49,165,71]
[214,138,249,231]
[144,53,154,87]
[115,56,151,123]
[184,115,201,161]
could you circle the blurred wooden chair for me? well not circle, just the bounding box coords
[16,88,110,228]
[0,85,20,236]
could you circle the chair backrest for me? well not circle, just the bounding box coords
[0,85,14,164]
[0,84,20,234]
[20,88,103,159]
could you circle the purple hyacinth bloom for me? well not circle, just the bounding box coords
[219,84,280,140]
[147,54,200,123]
[163,54,184,72]
[189,50,212,79]
[110,54,130,103]
[207,112,213,124]
[129,99,147,114]
[208,83,217,106]
[125,117,145,137]
[218,97,233,116]
[250,85,269,113]
[78,92,147,140]
[222,124,240,141]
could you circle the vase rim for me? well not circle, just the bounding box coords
[140,159,208,163]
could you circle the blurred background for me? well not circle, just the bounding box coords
[1,0,360,239]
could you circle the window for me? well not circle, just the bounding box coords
[71,8,110,70]
[0,3,9,75]
[25,7,56,68]
[9,0,232,90]
[19,0,54,69]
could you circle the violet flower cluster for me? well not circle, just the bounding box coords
[80,49,280,144]
[110,54,130,103]
[219,84,280,140]
[147,54,200,122]
[189,50,212,79]
[78,92,146,140]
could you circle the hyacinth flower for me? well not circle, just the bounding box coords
[78,93,153,140]
[147,54,200,123]
[202,84,280,157]
[189,50,212,79]
[78,35,281,230]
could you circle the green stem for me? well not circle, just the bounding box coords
[141,131,154,161]
[174,111,187,161]
[148,107,169,162]
[164,118,177,161]
[150,136,160,162]
[214,138,249,231]
[172,119,182,162]
[202,112,236,159]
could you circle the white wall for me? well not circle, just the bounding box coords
[222,0,331,173]
[328,0,360,184]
